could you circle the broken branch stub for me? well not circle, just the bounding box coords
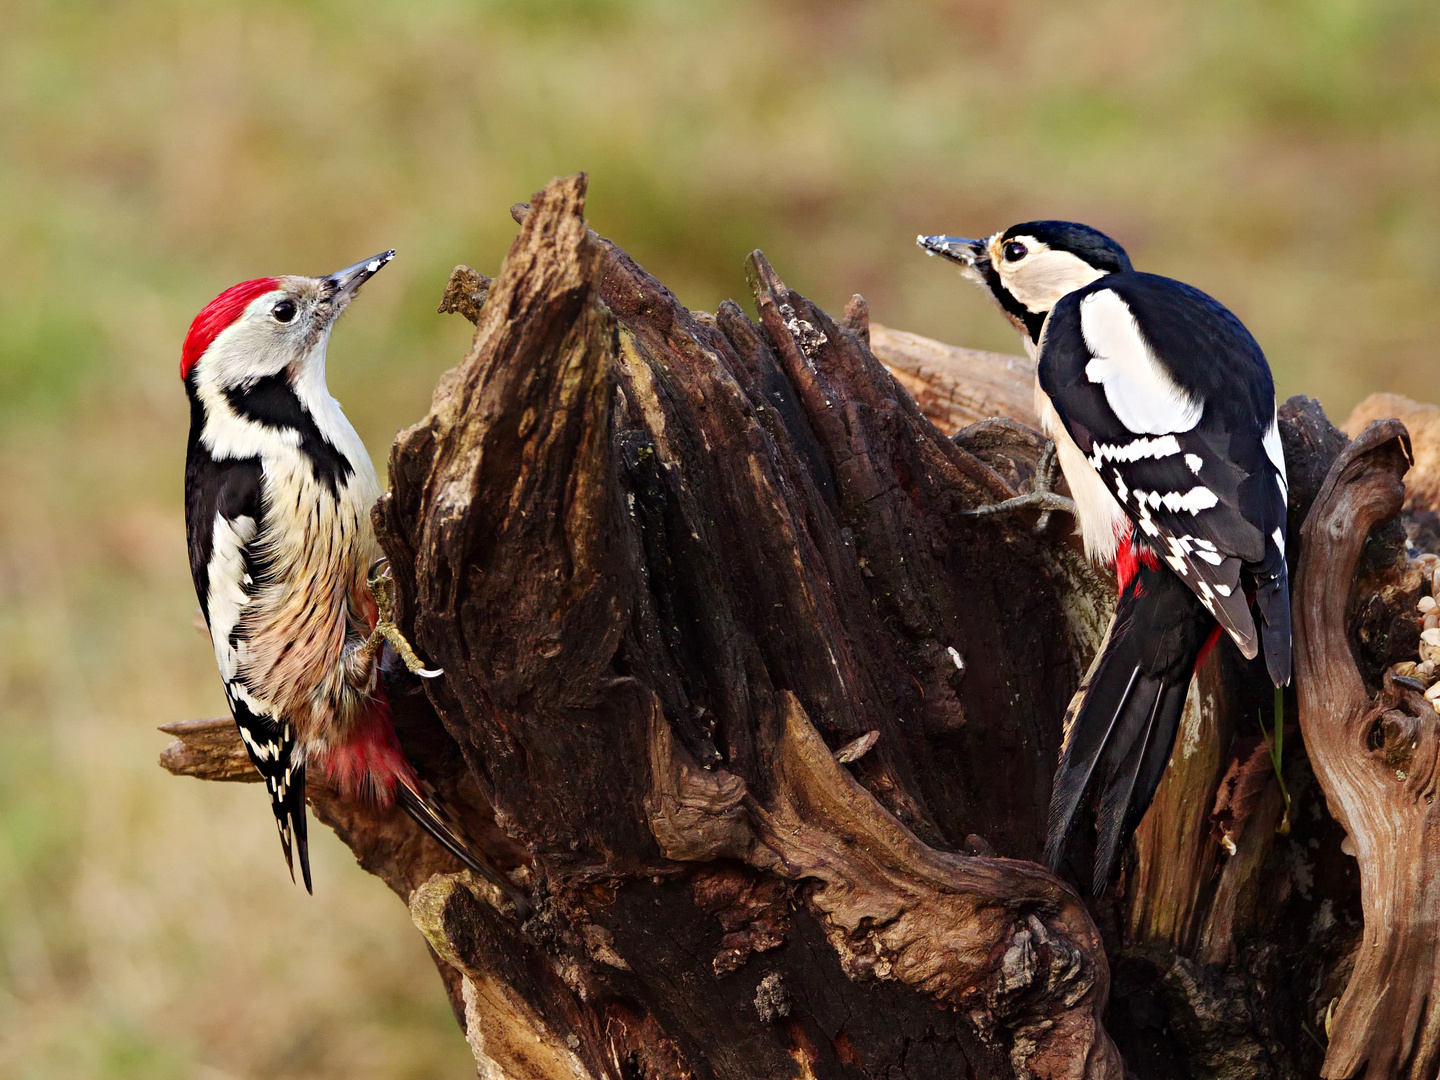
[158,717,256,782]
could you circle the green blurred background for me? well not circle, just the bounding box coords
[1,0,1437,1075]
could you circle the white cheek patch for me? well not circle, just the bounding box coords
[1003,248,1107,313]
[197,388,302,462]
[1080,290,1203,436]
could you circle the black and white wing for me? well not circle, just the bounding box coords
[1039,272,1290,685]
[184,447,312,891]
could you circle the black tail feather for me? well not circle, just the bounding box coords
[268,763,310,894]
[229,699,312,893]
[395,783,531,920]
[1090,680,1165,895]
[1256,554,1291,688]
[1044,664,1140,869]
[287,763,311,894]
[1046,560,1212,893]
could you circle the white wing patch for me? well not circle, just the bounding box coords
[1136,501,1160,537]
[1129,486,1219,514]
[1163,534,1192,574]
[207,513,257,681]
[1185,453,1204,473]
[1080,289,1203,436]
[238,721,281,761]
[1090,434,1181,465]
[1163,487,1218,513]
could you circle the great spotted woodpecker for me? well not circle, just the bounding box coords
[920,222,1290,892]
[182,253,525,910]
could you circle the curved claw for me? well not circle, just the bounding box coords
[361,557,444,679]
[963,491,1078,517]
[377,621,444,680]
[964,440,1076,534]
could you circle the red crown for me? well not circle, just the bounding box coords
[181,278,280,381]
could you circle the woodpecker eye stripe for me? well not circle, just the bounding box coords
[271,299,297,323]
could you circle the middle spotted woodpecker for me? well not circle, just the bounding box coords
[920,222,1290,893]
[181,252,527,913]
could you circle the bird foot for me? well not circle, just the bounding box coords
[366,559,443,679]
[964,441,1077,534]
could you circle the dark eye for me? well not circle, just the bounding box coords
[1003,241,1028,262]
[272,299,297,323]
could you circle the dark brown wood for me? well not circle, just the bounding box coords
[1292,420,1440,1079]
[160,173,1440,1080]
[368,173,1124,1078]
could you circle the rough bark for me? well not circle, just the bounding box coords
[160,173,1440,1079]
[1290,420,1440,1079]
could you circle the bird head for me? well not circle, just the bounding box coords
[180,251,395,391]
[918,221,1131,346]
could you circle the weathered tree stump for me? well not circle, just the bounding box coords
[162,174,1440,1079]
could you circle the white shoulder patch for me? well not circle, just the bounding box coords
[207,513,257,681]
[1080,289,1204,436]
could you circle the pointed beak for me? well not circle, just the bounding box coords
[917,234,987,267]
[322,249,396,302]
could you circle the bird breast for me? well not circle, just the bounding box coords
[238,445,383,747]
[1035,383,1127,565]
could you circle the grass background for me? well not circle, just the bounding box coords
[1,1,1437,1076]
